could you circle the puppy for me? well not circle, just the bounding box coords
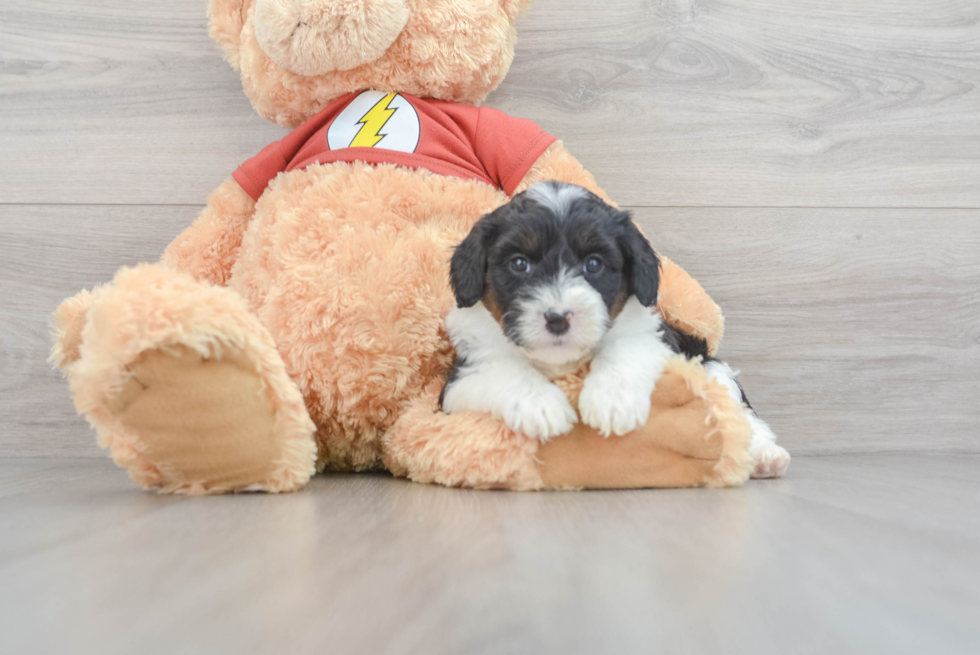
[440,181,789,478]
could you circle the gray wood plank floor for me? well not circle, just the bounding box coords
[1,454,978,655]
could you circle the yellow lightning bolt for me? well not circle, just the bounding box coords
[350,93,398,148]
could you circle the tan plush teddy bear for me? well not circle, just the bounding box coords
[51,0,778,494]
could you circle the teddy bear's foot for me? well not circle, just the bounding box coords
[64,264,317,494]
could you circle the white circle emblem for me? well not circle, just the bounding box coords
[327,91,421,153]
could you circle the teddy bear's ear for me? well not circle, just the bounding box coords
[500,0,536,21]
[208,0,250,70]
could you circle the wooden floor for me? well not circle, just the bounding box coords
[1,454,978,655]
[1,2,979,652]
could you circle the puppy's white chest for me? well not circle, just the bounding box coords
[529,356,592,381]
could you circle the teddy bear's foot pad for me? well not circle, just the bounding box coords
[104,345,296,493]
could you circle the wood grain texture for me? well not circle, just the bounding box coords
[501,0,980,207]
[1,454,978,655]
[2,0,979,206]
[2,205,977,457]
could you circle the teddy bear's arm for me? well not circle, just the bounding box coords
[160,178,257,285]
[514,140,725,355]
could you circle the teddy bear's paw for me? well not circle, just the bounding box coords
[101,344,316,494]
[502,382,577,442]
[578,372,652,437]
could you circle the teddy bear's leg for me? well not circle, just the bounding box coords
[534,357,756,489]
[61,264,317,494]
[385,357,756,490]
[383,383,544,490]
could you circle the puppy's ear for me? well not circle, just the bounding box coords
[619,214,661,307]
[450,216,497,308]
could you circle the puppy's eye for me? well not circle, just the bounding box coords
[584,257,604,274]
[510,257,531,274]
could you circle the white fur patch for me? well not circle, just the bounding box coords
[578,297,674,437]
[515,268,610,373]
[443,303,577,441]
[750,440,791,479]
[525,181,588,218]
[704,360,789,478]
[704,360,744,404]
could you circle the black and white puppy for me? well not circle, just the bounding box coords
[441,181,789,478]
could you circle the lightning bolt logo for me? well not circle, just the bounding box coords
[350,93,398,148]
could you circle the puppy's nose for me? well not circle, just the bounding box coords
[544,311,572,336]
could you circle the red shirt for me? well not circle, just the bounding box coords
[233,90,556,201]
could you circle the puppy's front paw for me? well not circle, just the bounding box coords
[579,372,652,437]
[502,383,577,442]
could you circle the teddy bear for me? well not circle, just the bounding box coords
[51,0,787,494]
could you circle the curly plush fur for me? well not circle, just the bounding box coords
[211,0,534,127]
[51,0,756,494]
